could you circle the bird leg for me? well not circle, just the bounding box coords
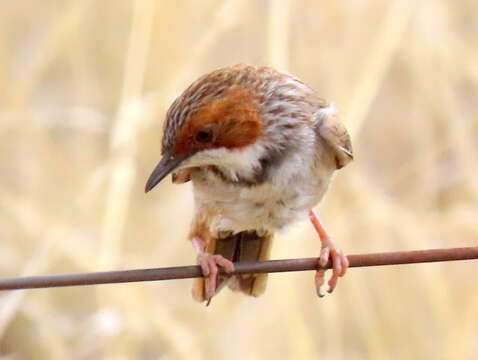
[191,237,235,301]
[308,209,349,297]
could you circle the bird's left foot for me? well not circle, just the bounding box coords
[315,238,349,297]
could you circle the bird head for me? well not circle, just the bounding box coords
[145,64,325,192]
[145,72,266,192]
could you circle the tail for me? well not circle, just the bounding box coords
[191,230,273,303]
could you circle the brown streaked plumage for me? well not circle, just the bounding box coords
[145,64,353,303]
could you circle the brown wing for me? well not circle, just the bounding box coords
[315,110,353,169]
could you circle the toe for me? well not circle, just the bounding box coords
[327,249,348,293]
[327,272,339,293]
[198,257,210,277]
[205,258,218,299]
[331,249,343,277]
[326,251,341,293]
[341,253,350,276]
[319,247,330,268]
[213,255,235,273]
[315,269,326,298]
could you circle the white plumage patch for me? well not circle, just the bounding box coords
[180,141,268,182]
[187,125,336,234]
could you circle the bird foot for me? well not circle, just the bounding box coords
[315,239,349,297]
[197,253,235,300]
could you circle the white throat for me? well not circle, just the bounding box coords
[181,141,269,182]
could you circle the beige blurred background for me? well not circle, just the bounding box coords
[0,0,477,359]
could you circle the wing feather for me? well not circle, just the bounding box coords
[315,108,353,169]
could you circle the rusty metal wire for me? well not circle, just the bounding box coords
[0,246,477,290]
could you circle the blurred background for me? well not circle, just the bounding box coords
[0,0,477,359]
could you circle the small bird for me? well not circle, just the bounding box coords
[145,64,353,303]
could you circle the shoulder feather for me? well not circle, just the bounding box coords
[171,169,192,184]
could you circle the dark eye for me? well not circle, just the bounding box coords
[195,130,213,143]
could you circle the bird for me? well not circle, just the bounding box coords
[145,64,353,304]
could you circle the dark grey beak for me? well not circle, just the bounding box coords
[145,153,187,193]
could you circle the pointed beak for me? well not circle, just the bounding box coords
[145,153,187,193]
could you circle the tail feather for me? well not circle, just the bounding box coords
[229,231,272,296]
[213,233,239,294]
[224,230,272,297]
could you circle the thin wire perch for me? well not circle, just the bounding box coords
[0,246,477,290]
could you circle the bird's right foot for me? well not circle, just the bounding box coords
[197,253,235,300]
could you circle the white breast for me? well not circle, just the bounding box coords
[191,143,335,234]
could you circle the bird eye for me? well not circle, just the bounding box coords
[195,130,213,143]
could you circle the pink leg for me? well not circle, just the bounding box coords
[308,209,349,297]
[191,237,235,301]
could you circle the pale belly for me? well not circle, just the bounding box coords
[191,168,333,234]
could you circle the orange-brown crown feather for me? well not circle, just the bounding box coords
[171,87,262,156]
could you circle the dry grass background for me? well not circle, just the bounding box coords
[0,0,477,359]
